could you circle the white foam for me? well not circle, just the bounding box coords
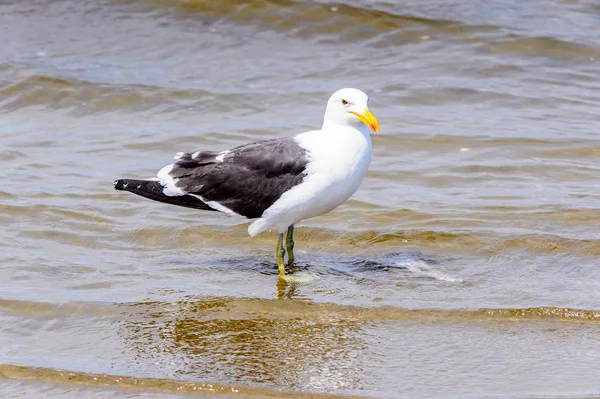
[281,274,315,283]
[400,260,463,282]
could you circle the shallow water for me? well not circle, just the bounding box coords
[2,0,600,398]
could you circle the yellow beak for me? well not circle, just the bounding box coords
[351,108,380,133]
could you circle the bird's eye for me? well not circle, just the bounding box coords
[341,99,349,105]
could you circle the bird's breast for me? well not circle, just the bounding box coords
[257,128,372,231]
[302,129,372,182]
[295,128,372,211]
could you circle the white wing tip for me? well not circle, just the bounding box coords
[157,163,184,196]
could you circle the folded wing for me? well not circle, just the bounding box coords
[158,137,309,219]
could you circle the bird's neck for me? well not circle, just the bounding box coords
[322,120,372,143]
[321,120,371,146]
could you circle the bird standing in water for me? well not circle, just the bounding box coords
[114,88,379,277]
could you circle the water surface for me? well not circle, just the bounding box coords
[2,0,600,398]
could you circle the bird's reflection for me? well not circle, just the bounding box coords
[276,276,299,300]
[121,292,371,392]
[118,252,434,391]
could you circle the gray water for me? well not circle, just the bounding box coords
[2,0,600,398]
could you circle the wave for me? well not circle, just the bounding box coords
[0,363,350,399]
[3,197,600,255]
[2,296,600,324]
[120,0,599,59]
[132,0,464,31]
[0,72,213,114]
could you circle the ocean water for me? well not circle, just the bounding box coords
[2,1,600,398]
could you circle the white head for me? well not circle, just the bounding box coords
[323,88,380,133]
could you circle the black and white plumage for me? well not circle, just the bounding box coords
[115,137,309,219]
[114,88,380,274]
[113,179,216,211]
[164,138,308,218]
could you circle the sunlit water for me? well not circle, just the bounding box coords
[2,1,600,398]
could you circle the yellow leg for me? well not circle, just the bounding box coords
[276,232,286,276]
[285,225,295,265]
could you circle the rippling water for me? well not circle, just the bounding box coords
[2,0,600,398]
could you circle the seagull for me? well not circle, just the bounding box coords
[114,88,379,277]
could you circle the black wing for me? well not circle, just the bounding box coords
[114,178,217,211]
[167,137,309,218]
